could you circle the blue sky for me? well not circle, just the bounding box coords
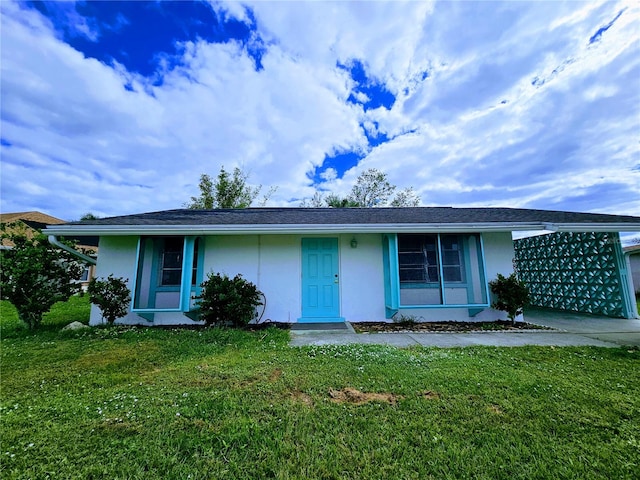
[1,0,639,225]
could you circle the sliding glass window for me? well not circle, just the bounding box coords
[396,233,488,307]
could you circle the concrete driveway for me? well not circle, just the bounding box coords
[289,308,640,348]
[523,308,640,347]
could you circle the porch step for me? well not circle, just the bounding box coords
[291,322,352,332]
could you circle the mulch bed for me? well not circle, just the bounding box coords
[351,320,551,333]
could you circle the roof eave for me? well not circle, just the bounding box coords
[553,223,640,232]
[43,222,640,236]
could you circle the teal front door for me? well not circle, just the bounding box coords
[300,238,342,322]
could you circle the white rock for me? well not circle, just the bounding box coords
[62,321,89,331]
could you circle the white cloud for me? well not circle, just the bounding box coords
[320,168,338,182]
[247,1,434,90]
[0,1,367,217]
[210,0,252,25]
[1,0,639,221]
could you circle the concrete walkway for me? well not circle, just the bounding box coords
[289,308,640,348]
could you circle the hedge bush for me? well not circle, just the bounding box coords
[489,272,530,325]
[197,273,263,327]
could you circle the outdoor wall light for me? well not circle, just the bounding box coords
[350,238,358,248]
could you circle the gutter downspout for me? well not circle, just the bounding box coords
[48,235,97,265]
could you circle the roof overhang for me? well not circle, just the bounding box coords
[44,222,640,237]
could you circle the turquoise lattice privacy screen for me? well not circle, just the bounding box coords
[514,232,631,318]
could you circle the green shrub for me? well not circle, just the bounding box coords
[0,226,85,329]
[489,273,530,325]
[393,313,423,327]
[196,273,263,327]
[87,275,131,324]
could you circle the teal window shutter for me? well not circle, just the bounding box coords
[383,234,399,318]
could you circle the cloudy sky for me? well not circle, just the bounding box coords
[1,0,639,222]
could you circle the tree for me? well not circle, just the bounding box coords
[299,192,359,208]
[185,166,275,209]
[325,194,361,208]
[213,167,257,209]
[299,191,326,208]
[80,213,100,221]
[0,225,85,329]
[489,273,531,326]
[349,168,396,207]
[188,174,215,209]
[390,187,421,207]
[88,275,131,324]
[300,168,422,208]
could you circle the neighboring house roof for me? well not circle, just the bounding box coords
[1,211,66,248]
[44,207,640,236]
[624,244,640,255]
[0,211,66,226]
[0,211,66,224]
[1,211,98,249]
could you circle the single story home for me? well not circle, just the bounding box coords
[44,207,640,326]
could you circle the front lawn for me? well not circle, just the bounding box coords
[1,295,91,334]
[1,300,639,479]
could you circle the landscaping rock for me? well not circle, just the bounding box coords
[62,321,89,331]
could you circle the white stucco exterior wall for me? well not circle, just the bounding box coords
[93,230,519,326]
[482,232,517,283]
[205,235,302,322]
[474,231,519,322]
[206,233,387,322]
[89,236,140,326]
[256,235,302,322]
[339,234,387,321]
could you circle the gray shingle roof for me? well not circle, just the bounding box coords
[55,207,640,228]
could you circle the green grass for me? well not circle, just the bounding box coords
[1,295,91,335]
[1,298,639,479]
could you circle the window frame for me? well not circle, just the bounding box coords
[383,233,490,317]
[398,234,466,286]
[158,237,184,288]
[131,236,204,315]
[79,267,90,282]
